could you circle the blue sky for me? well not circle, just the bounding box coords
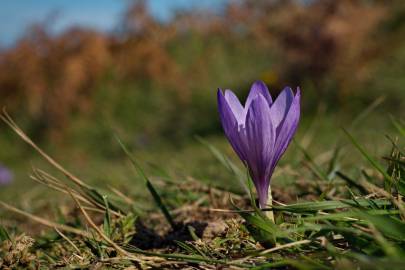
[0,0,228,47]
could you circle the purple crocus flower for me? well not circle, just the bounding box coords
[0,164,13,185]
[217,81,300,208]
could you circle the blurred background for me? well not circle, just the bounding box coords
[0,0,404,202]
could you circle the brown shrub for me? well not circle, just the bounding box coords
[0,0,396,140]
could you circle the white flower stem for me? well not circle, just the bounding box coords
[266,185,275,223]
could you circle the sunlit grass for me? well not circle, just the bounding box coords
[0,110,404,269]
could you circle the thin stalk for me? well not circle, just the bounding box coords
[266,185,275,223]
[0,201,90,238]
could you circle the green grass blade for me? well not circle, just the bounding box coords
[355,210,405,241]
[86,188,124,213]
[294,139,329,181]
[271,198,391,213]
[174,240,208,258]
[115,135,177,230]
[0,225,10,242]
[102,195,112,238]
[335,171,369,194]
[342,128,393,184]
[123,244,251,268]
[350,95,385,128]
[302,209,400,222]
[327,145,342,176]
[390,116,405,138]
[196,136,248,194]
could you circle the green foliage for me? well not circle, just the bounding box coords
[0,113,404,269]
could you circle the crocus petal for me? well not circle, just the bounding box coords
[269,88,301,174]
[217,89,248,161]
[217,82,301,210]
[245,94,275,208]
[245,80,273,109]
[269,87,294,131]
[224,89,244,124]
